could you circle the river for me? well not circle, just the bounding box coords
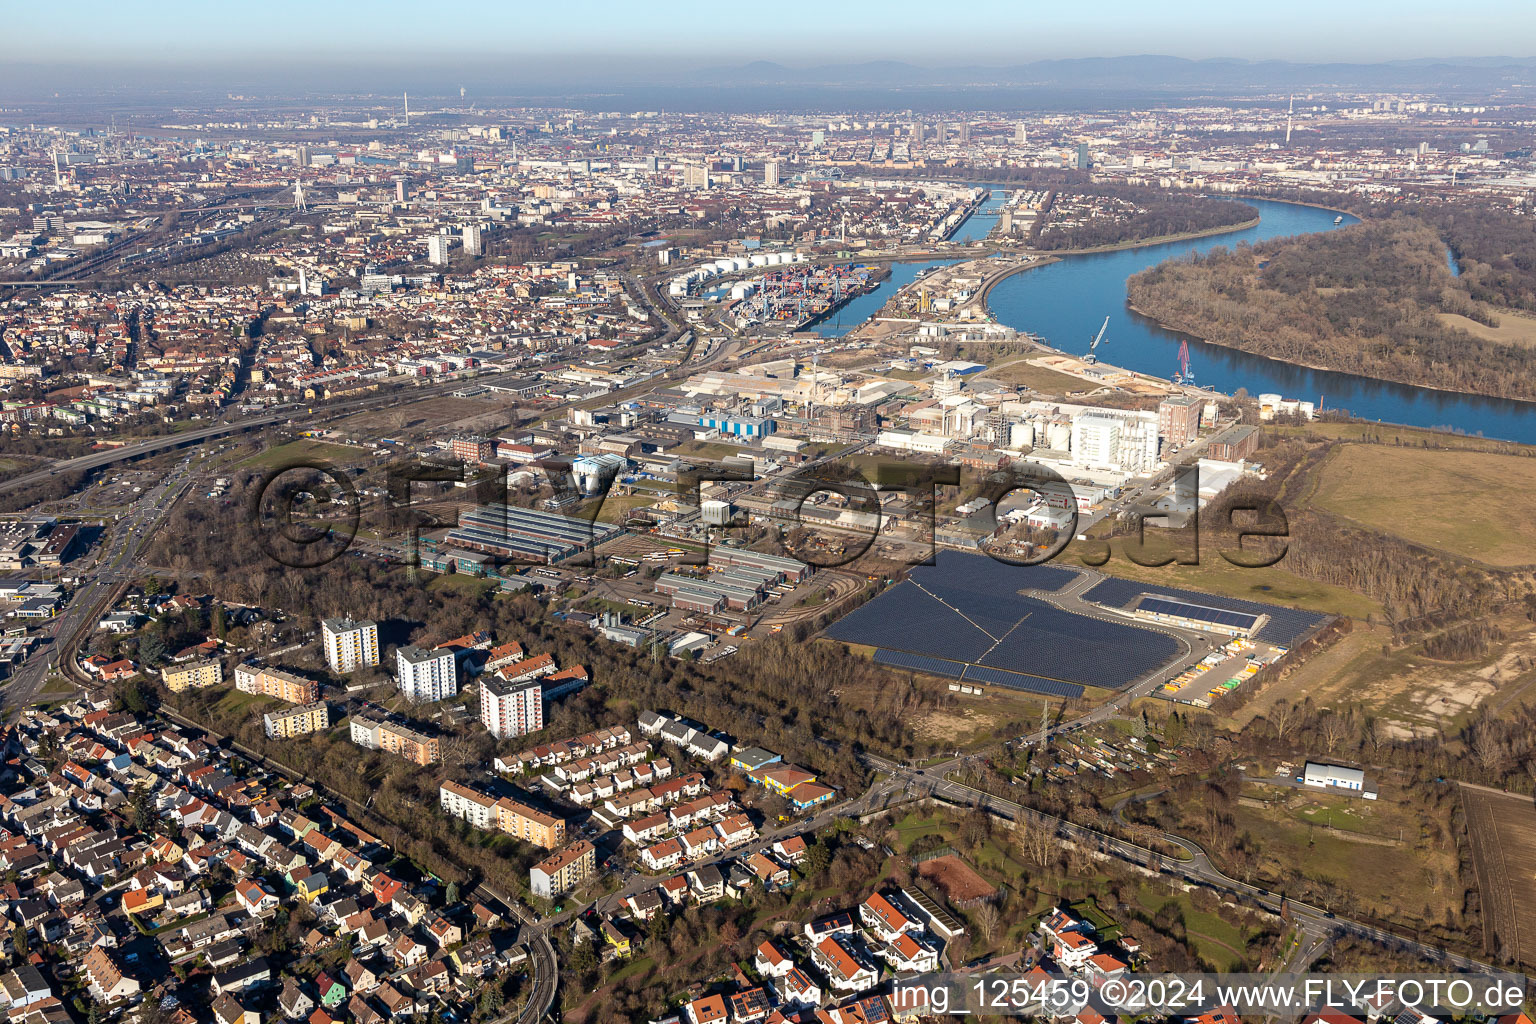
[821,193,1536,443]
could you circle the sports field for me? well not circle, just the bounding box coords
[1311,445,1536,567]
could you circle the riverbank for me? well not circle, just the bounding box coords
[976,255,1060,306]
[1126,299,1536,409]
[1041,215,1262,256]
[1230,194,1359,221]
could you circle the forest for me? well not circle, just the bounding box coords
[1035,187,1257,250]
[1421,205,1536,312]
[1127,215,1536,402]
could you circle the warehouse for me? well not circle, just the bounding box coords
[655,572,764,611]
[1301,761,1377,799]
[710,548,810,583]
[1132,595,1263,638]
[444,502,622,564]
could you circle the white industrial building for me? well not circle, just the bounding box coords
[1301,761,1376,799]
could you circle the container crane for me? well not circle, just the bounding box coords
[1084,316,1109,364]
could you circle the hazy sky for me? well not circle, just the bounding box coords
[9,0,1535,65]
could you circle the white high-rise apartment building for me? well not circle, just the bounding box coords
[428,233,452,265]
[322,618,378,673]
[763,160,779,186]
[396,646,457,703]
[481,675,544,739]
[462,223,483,256]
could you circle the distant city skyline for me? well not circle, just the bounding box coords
[6,0,1536,67]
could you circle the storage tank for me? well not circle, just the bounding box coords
[1047,420,1072,450]
[1008,422,1035,449]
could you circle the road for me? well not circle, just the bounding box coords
[2,452,201,715]
[862,753,1501,977]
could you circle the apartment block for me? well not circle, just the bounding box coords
[263,701,330,739]
[351,713,440,765]
[494,796,565,849]
[397,645,457,703]
[322,618,378,673]
[529,840,595,899]
[480,675,543,740]
[439,780,497,830]
[162,659,223,693]
[234,663,320,705]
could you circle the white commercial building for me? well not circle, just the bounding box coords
[396,645,457,703]
[322,618,378,673]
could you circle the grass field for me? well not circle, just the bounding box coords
[980,357,1094,394]
[211,688,283,719]
[1270,420,1534,454]
[424,573,498,598]
[1219,786,1460,927]
[674,440,751,461]
[1311,444,1536,567]
[1133,886,1255,971]
[1437,309,1536,349]
[1234,615,1536,740]
[587,494,657,524]
[238,439,370,470]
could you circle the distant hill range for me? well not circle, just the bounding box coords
[691,55,1536,93]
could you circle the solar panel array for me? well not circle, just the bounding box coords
[960,664,1085,699]
[825,581,994,663]
[1082,577,1325,646]
[909,552,1077,594]
[872,650,1086,700]
[826,551,1179,691]
[1137,596,1260,632]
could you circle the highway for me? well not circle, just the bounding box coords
[0,371,508,499]
[2,452,200,716]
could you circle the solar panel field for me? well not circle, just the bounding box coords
[826,552,1180,695]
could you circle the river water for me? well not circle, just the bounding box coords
[822,192,1536,442]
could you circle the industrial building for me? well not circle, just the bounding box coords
[1157,396,1203,446]
[1132,595,1265,637]
[444,502,621,564]
[1207,424,1260,462]
[1301,761,1376,799]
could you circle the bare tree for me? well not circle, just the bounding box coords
[1267,700,1299,741]
[972,901,1001,943]
[1012,814,1056,869]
